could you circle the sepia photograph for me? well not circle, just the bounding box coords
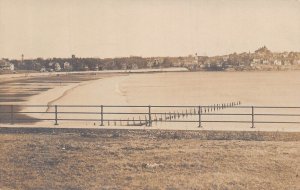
[0,0,299,189]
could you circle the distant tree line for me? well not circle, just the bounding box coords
[9,56,162,72]
[5,46,300,72]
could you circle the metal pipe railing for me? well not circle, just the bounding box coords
[0,102,299,128]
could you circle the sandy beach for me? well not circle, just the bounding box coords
[1,70,300,131]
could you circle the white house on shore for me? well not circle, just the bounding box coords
[273,60,282,66]
[54,63,61,71]
[63,62,72,71]
[0,59,14,71]
[262,60,269,65]
[293,60,300,65]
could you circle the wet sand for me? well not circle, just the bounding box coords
[0,72,127,124]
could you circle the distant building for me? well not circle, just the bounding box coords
[0,59,14,71]
[283,60,291,66]
[48,62,55,67]
[204,62,211,68]
[54,63,61,71]
[282,52,289,58]
[63,62,72,71]
[193,53,198,64]
[262,60,269,65]
[252,59,261,64]
[40,67,46,72]
[91,64,99,71]
[293,60,300,65]
[222,55,229,62]
[273,60,282,66]
[147,60,154,68]
[147,58,163,68]
[84,65,89,71]
[182,54,198,65]
[131,63,138,70]
[121,63,127,70]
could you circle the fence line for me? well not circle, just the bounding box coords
[1,101,300,128]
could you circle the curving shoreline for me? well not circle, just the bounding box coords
[20,74,130,125]
[46,82,91,112]
[1,70,300,132]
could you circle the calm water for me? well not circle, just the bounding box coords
[120,71,300,106]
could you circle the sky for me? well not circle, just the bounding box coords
[0,0,300,59]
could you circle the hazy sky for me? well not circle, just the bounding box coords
[0,0,300,59]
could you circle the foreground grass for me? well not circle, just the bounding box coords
[0,129,299,190]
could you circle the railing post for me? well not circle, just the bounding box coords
[198,106,202,128]
[10,105,14,125]
[54,105,58,125]
[100,105,104,126]
[251,106,254,128]
[148,105,152,127]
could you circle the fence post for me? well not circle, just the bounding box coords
[198,106,202,128]
[54,105,58,125]
[10,105,14,125]
[251,106,255,128]
[100,105,104,126]
[148,105,152,126]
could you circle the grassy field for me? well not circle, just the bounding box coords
[0,128,299,190]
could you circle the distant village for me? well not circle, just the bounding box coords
[1,46,300,74]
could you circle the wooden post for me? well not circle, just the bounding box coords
[100,105,104,126]
[54,105,58,125]
[198,106,202,128]
[10,105,14,125]
[148,105,152,126]
[251,106,255,128]
[145,115,147,126]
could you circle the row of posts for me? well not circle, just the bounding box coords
[98,101,242,127]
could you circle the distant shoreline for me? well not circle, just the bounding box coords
[2,67,300,80]
[0,67,188,81]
